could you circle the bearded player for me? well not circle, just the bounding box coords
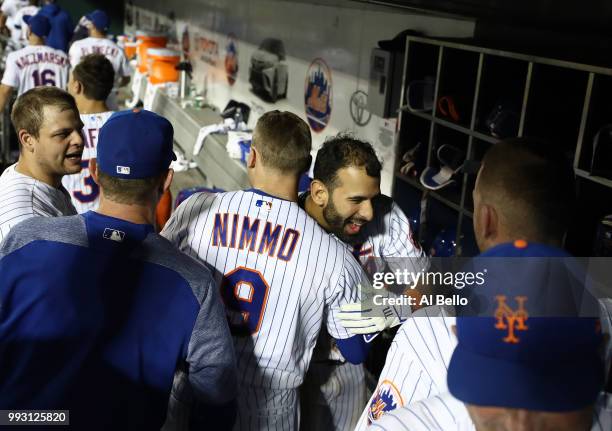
[299,134,429,431]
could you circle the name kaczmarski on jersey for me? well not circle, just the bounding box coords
[16,52,68,69]
[373,294,467,307]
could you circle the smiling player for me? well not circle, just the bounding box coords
[0,86,83,242]
[299,134,428,431]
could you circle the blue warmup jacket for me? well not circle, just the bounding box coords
[0,212,237,430]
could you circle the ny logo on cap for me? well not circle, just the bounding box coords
[116,166,131,175]
[494,295,528,343]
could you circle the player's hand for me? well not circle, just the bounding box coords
[338,302,402,335]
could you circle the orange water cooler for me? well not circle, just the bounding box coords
[135,31,168,74]
[147,48,181,84]
[124,42,138,60]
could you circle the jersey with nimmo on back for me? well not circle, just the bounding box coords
[161,189,367,416]
[162,188,365,384]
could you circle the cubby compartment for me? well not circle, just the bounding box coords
[402,42,440,115]
[475,55,528,138]
[577,74,612,178]
[435,47,480,128]
[523,64,589,155]
[404,41,440,86]
[566,177,612,256]
[396,114,431,182]
[424,125,469,207]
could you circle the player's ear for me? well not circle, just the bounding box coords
[476,203,498,244]
[89,158,99,184]
[310,179,329,207]
[247,146,257,168]
[162,169,173,193]
[73,79,83,96]
[18,129,35,153]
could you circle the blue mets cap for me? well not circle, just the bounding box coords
[448,241,605,412]
[23,14,51,38]
[97,109,176,179]
[86,10,110,32]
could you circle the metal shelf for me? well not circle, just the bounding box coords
[405,110,498,144]
[575,169,612,188]
[394,35,612,257]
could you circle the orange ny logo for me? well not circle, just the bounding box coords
[494,295,528,343]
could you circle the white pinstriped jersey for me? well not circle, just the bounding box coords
[365,392,612,431]
[300,195,429,431]
[69,37,132,78]
[352,196,427,272]
[0,164,76,243]
[161,189,367,391]
[305,194,429,363]
[355,305,460,430]
[1,45,69,95]
[61,112,113,213]
[360,299,612,430]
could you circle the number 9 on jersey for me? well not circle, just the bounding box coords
[221,267,270,336]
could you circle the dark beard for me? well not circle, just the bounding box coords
[322,201,364,245]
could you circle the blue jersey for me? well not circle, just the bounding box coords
[0,211,236,430]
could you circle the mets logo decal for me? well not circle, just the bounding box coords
[495,295,528,343]
[368,380,403,424]
[225,34,238,86]
[304,58,332,132]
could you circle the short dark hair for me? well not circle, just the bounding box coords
[72,54,115,101]
[97,171,164,205]
[11,87,78,138]
[252,110,312,174]
[313,134,382,189]
[478,137,576,242]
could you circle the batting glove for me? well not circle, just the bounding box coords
[338,301,403,335]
